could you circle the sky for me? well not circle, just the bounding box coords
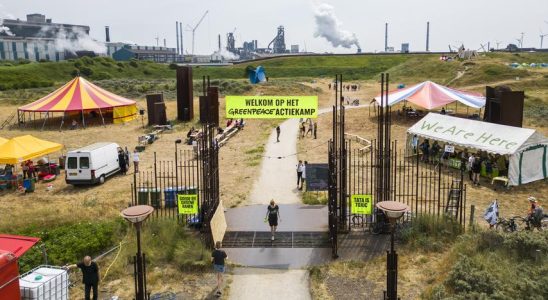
[2,0,548,54]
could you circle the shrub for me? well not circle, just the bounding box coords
[129,59,139,68]
[445,255,499,296]
[399,215,463,252]
[80,56,95,65]
[17,219,126,273]
[93,71,113,80]
[116,62,125,68]
[143,69,152,75]
[74,61,83,69]
[17,59,31,65]
[80,66,94,77]
[71,68,80,77]
[168,63,178,70]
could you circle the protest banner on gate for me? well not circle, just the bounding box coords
[225,96,318,119]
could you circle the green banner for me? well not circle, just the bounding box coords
[177,194,198,214]
[226,96,318,119]
[351,194,373,215]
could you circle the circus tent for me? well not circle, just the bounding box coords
[374,81,485,109]
[17,77,138,129]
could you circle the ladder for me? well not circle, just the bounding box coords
[445,179,462,219]
[1,112,15,129]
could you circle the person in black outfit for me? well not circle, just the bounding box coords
[118,148,127,175]
[266,200,281,241]
[67,256,99,300]
[276,125,281,142]
[211,241,227,297]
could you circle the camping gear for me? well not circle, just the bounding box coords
[17,77,138,128]
[42,174,56,183]
[248,66,267,84]
[0,136,63,164]
[22,179,35,193]
[19,266,69,300]
[407,113,548,186]
[374,81,485,109]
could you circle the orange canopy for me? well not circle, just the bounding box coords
[18,77,136,112]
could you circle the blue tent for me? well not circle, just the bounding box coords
[248,66,267,84]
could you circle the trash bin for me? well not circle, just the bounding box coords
[163,187,176,208]
[150,188,161,208]
[23,179,35,193]
[137,188,149,205]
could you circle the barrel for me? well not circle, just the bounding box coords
[150,188,161,208]
[137,188,149,205]
[163,187,176,208]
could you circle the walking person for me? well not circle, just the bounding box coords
[132,149,140,173]
[306,119,313,137]
[299,161,308,191]
[124,147,130,172]
[66,256,100,300]
[266,200,281,240]
[471,155,481,186]
[276,125,281,142]
[211,241,227,297]
[296,160,304,188]
[313,121,318,139]
[300,122,306,138]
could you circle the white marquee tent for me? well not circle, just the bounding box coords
[407,113,548,186]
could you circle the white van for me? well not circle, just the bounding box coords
[65,143,121,185]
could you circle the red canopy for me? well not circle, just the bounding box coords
[0,234,40,258]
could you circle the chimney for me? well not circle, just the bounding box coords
[176,21,180,55]
[218,34,221,51]
[164,38,167,48]
[179,22,183,56]
[384,23,388,52]
[105,26,110,43]
[426,21,430,52]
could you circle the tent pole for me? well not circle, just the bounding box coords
[98,108,105,126]
[17,110,20,127]
[41,112,48,131]
[60,113,65,131]
[81,110,86,129]
[455,101,458,114]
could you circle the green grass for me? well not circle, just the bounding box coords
[302,191,328,205]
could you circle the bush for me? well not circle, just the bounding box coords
[93,71,113,80]
[445,255,499,296]
[74,61,83,69]
[129,59,139,68]
[17,219,126,273]
[399,215,463,252]
[116,62,124,68]
[143,69,152,75]
[17,59,31,65]
[71,68,80,77]
[80,56,95,65]
[168,63,178,70]
[80,66,94,77]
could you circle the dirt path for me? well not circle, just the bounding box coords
[228,268,311,300]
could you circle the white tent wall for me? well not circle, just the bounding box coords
[408,113,548,186]
[509,145,548,186]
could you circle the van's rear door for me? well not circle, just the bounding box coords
[66,156,79,179]
[78,155,92,180]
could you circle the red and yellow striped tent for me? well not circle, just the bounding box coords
[18,77,138,128]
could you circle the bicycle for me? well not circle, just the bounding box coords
[494,216,524,232]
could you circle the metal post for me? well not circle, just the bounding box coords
[386,223,398,300]
[175,144,179,188]
[135,223,145,300]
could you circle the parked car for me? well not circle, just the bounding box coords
[65,142,121,185]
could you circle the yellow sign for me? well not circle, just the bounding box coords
[177,194,198,214]
[351,195,373,214]
[225,96,318,119]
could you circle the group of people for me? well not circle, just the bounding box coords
[328,83,360,91]
[412,135,509,186]
[20,160,37,179]
[296,160,308,190]
[117,147,139,175]
[299,118,318,139]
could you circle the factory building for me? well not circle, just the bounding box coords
[0,14,90,61]
[112,45,181,63]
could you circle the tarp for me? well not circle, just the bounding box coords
[18,77,137,113]
[0,234,40,258]
[0,135,63,164]
[0,137,7,146]
[113,105,138,124]
[408,113,548,185]
[374,81,485,109]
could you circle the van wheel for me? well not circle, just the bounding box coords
[99,175,105,184]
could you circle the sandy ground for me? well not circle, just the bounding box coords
[228,268,311,300]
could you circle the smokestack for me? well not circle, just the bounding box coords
[164,38,167,48]
[179,22,183,56]
[384,23,388,52]
[218,34,221,51]
[105,26,110,43]
[176,22,180,55]
[426,21,430,52]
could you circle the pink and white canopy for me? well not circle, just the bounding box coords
[374,81,485,109]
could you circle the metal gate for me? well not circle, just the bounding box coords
[328,73,467,258]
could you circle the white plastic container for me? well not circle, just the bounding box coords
[19,266,69,300]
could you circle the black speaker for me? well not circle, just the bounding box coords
[484,86,524,127]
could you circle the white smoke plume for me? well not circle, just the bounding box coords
[313,3,360,49]
[213,49,240,60]
[39,26,106,54]
[0,19,14,36]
